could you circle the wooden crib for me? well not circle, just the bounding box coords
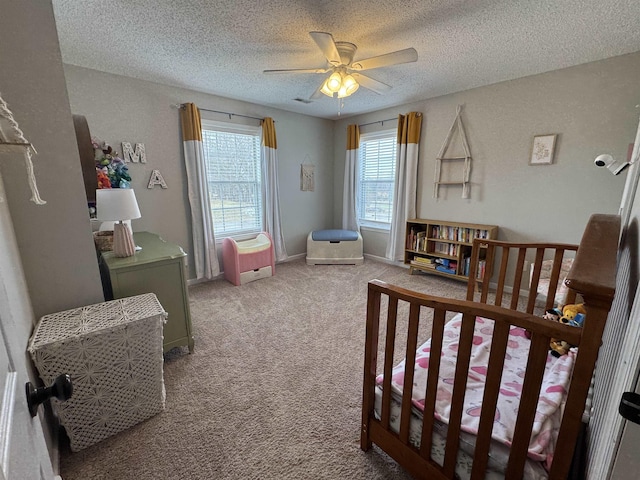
[361,214,619,479]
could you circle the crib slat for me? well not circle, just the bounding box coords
[505,332,550,478]
[565,287,577,306]
[466,241,481,301]
[541,249,564,311]
[399,303,421,444]
[510,248,527,311]
[361,285,382,451]
[381,297,399,430]
[528,248,544,310]
[470,321,510,479]
[443,312,476,477]
[479,244,495,303]
[419,308,446,460]
[494,248,510,307]
[527,249,546,313]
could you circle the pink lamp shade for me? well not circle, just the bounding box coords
[96,189,141,257]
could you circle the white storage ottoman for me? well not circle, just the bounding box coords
[306,229,364,265]
[28,293,167,451]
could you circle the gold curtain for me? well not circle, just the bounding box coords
[262,117,277,149]
[180,103,203,142]
[346,124,360,150]
[397,112,422,146]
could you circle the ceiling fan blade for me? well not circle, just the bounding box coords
[350,47,418,71]
[351,73,392,95]
[310,84,324,100]
[263,68,328,74]
[309,31,341,65]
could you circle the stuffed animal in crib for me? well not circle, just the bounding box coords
[526,307,560,340]
[560,303,586,327]
[544,307,563,323]
[548,304,587,357]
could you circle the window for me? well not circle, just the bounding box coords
[201,120,262,238]
[358,130,397,228]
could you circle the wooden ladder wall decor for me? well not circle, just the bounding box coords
[434,105,472,199]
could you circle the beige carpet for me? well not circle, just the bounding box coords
[60,258,469,480]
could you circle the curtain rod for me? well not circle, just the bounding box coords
[359,117,397,128]
[173,103,264,122]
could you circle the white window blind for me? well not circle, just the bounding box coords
[201,121,262,237]
[358,131,397,227]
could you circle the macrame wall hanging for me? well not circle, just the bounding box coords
[0,92,46,205]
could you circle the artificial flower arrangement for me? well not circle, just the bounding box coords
[92,137,132,188]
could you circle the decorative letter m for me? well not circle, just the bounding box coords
[122,142,146,163]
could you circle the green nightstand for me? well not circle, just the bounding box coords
[99,232,194,353]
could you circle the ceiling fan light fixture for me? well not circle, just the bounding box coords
[320,78,335,97]
[326,71,342,92]
[343,74,359,96]
[268,31,418,102]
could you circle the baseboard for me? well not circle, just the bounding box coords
[186,274,223,286]
[363,253,408,268]
[278,253,306,263]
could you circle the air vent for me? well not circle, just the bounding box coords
[293,98,313,104]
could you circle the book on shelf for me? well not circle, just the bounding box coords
[406,227,416,249]
[428,225,490,243]
[411,260,436,269]
[412,256,435,265]
[435,265,457,275]
[476,259,487,280]
[463,256,471,276]
[435,258,449,267]
[413,231,426,251]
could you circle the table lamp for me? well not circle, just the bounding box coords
[96,189,141,257]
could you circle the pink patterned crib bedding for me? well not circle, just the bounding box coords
[375,313,575,471]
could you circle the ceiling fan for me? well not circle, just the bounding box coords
[263,31,418,99]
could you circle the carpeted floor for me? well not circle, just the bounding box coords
[60,258,469,480]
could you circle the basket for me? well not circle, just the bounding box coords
[93,231,114,252]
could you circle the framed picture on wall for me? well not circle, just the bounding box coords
[529,134,557,165]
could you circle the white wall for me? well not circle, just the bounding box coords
[334,52,640,258]
[0,0,107,471]
[64,65,335,277]
[0,2,104,319]
[64,51,640,270]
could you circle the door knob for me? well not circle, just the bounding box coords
[25,374,73,417]
[619,391,640,425]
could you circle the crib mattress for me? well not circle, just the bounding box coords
[372,312,580,478]
[373,386,549,479]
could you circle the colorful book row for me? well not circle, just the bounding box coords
[431,225,491,243]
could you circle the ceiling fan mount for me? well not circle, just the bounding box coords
[333,41,357,67]
[263,32,418,100]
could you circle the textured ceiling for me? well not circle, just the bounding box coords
[52,0,640,120]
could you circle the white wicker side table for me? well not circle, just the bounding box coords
[28,293,167,451]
